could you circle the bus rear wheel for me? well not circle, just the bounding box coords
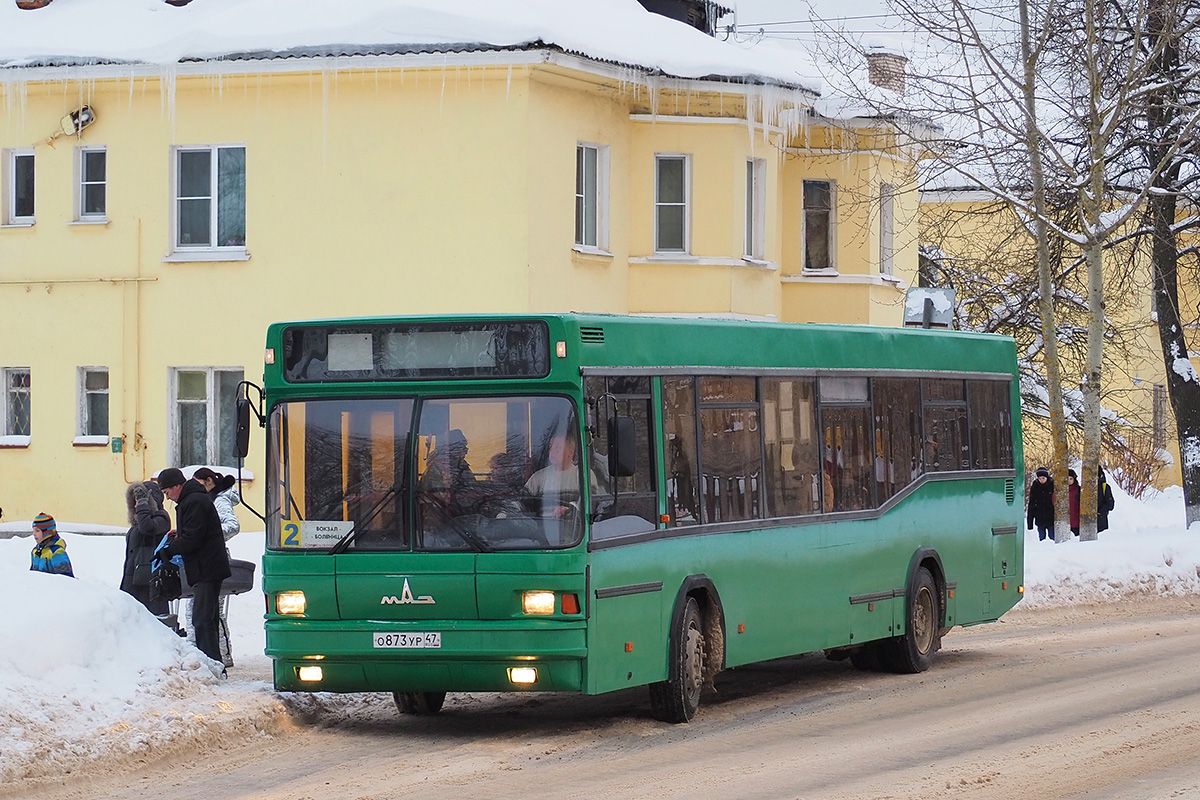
[649,596,705,723]
[393,691,446,715]
[883,566,940,674]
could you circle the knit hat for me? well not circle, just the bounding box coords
[33,512,56,539]
[1067,468,1078,479]
[1035,467,1049,478]
[156,467,186,490]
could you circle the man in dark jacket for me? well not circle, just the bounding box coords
[156,467,231,665]
[1098,468,1116,532]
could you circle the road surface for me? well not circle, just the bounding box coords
[12,596,1200,800]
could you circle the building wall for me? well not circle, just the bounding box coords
[0,56,920,526]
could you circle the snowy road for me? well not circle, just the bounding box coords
[9,595,1200,800]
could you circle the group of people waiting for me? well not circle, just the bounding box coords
[27,466,240,672]
[1027,465,1115,540]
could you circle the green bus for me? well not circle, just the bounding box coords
[240,313,1023,722]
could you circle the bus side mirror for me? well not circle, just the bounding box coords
[607,415,637,478]
[235,397,252,459]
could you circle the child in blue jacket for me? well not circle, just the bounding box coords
[30,512,74,577]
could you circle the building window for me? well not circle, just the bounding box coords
[3,368,31,436]
[78,368,109,437]
[3,149,35,225]
[879,182,895,276]
[77,147,107,220]
[173,145,246,249]
[803,180,833,270]
[745,158,765,259]
[575,143,609,250]
[171,367,243,467]
[655,154,689,253]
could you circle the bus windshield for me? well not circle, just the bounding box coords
[266,395,584,551]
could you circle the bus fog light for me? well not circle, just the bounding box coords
[276,591,307,615]
[297,665,323,682]
[522,591,555,615]
[509,667,538,684]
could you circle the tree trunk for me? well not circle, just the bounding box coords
[1149,188,1200,527]
[1143,0,1200,528]
[1079,242,1103,541]
[1019,0,1072,543]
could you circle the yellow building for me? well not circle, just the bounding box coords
[0,1,921,526]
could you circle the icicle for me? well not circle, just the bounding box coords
[440,55,447,116]
[321,58,332,168]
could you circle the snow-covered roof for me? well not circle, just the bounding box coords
[0,0,822,94]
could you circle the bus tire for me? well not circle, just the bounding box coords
[649,596,705,723]
[393,691,446,715]
[886,566,941,674]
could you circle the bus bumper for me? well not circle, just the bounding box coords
[266,619,588,693]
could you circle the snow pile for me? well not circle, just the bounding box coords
[0,531,284,784]
[1,482,1199,782]
[1022,484,1200,607]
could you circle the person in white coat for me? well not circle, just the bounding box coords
[187,467,240,667]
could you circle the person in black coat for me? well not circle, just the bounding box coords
[119,480,172,618]
[156,468,231,665]
[1098,468,1116,532]
[1027,466,1055,541]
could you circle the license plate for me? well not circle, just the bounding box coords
[373,631,441,649]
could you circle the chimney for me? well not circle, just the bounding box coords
[866,49,908,95]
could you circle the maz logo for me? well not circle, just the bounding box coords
[381,578,435,605]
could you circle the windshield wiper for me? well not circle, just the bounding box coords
[443,516,492,552]
[329,484,400,555]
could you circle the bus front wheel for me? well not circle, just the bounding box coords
[393,691,446,715]
[649,596,705,723]
[885,566,941,674]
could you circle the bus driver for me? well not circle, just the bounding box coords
[525,432,592,517]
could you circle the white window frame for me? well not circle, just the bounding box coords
[1,367,31,445]
[654,153,691,254]
[879,182,895,276]
[3,148,35,226]
[802,179,836,272]
[170,144,247,258]
[76,367,109,442]
[575,142,610,252]
[75,146,107,222]
[169,366,244,468]
[744,158,766,260]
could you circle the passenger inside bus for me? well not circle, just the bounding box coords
[419,429,479,518]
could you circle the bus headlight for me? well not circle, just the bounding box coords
[276,591,307,615]
[522,591,556,615]
[509,667,538,684]
[297,665,323,682]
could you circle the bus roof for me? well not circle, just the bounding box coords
[266,313,1017,379]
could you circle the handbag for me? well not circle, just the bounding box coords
[149,562,182,602]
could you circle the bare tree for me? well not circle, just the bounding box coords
[1134,0,1200,525]
[807,0,1200,536]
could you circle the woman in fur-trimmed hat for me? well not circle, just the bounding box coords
[120,481,172,616]
[30,512,74,577]
[1026,467,1056,542]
